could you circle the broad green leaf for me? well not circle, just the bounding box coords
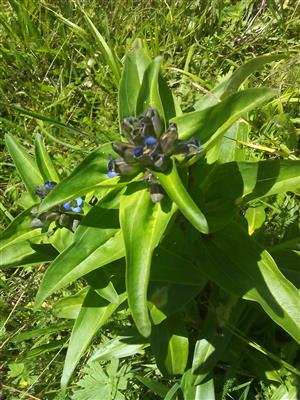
[197,222,300,343]
[38,144,111,212]
[53,288,89,319]
[89,335,149,363]
[81,9,121,87]
[34,195,124,308]
[193,55,285,111]
[154,161,209,234]
[270,250,300,289]
[61,288,126,390]
[5,133,43,201]
[181,369,215,400]
[1,238,58,268]
[136,376,169,398]
[245,205,266,235]
[172,88,275,148]
[151,246,206,286]
[0,207,41,251]
[151,313,189,376]
[206,119,249,164]
[34,133,60,182]
[120,183,177,337]
[85,268,119,304]
[197,160,300,232]
[38,145,139,213]
[49,227,74,253]
[136,57,165,122]
[221,54,286,99]
[119,47,151,121]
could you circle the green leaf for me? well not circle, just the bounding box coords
[38,144,111,213]
[120,183,177,337]
[197,222,300,343]
[245,205,266,235]
[26,339,68,359]
[136,57,165,122]
[34,133,60,182]
[5,134,43,201]
[53,288,89,319]
[148,281,203,325]
[154,161,209,234]
[81,10,121,87]
[34,194,124,308]
[61,289,126,390]
[85,268,120,304]
[181,369,215,400]
[151,246,206,286]
[221,54,286,99]
[193,54,285,111]
[206,119,249,164]
[119,47,151,121]
[136,376,169,398]
[151,313,189,376]
[11,323,71,343]
[1,238,58,268]
[38,145,138,213]
[172,88,275,148]
[163,383,181,400]
[0,207,41,251]
[89,335,149,363]
[198,159,300,232]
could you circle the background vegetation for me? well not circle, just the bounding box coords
[0,0,299,399]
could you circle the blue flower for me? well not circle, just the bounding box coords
[44,181,57,191]
[63,197,83,213]
[107,170,119,178]
[144,136,157,146]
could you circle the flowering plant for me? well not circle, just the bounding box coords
[1,49,299,396]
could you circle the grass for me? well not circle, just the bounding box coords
[0,0,299,398]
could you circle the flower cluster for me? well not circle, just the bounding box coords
[31,181,84,233]
[107,108,201,201]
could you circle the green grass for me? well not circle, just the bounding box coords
[0,0,299,399]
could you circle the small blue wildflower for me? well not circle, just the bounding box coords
[75,197,83,206]
[63,202,72,211]
[44,181,57,191]
[63,197,83,212]
[107,170,119,178]
[71,206,81,213]
[144,136,157,146]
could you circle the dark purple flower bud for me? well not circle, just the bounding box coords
[114,159,142,175]
[133,146,144,158]
[112,142,137,163]
[159,123,178,155]
[144,108,163,136]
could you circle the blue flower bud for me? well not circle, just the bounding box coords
[144,136,157,146]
